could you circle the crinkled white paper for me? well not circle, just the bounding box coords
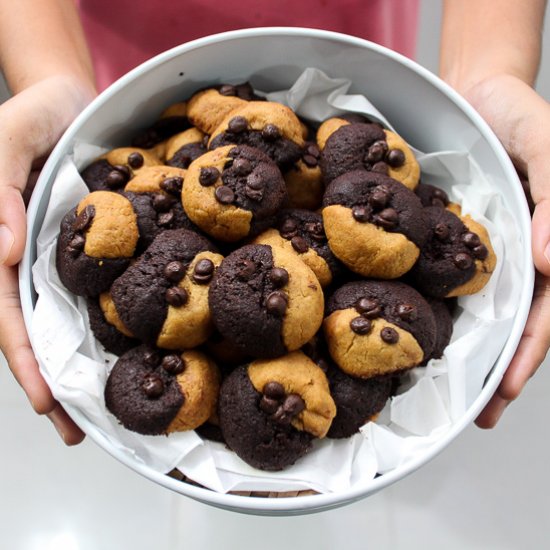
[31,68,522,494]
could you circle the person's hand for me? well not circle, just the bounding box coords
[0,75,95,444]
[457,73,550,427]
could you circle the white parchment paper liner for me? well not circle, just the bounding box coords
[31,68,522,494]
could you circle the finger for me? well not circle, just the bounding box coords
[47,403,86,446]
[531,200,550,276]
[0,264,56,414]
[475,272,550,428]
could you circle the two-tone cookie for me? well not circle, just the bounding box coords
[208,244,324,358]
[56,191,139,296]
[408,206,496,298]
[218,351,336,471]
[252,209,341,287]
[105,345,220,435]
[323,280,436,378]
[322,170,429,278]
[320,121,420,189]
[182,144,287,242]
[110,228,223,350]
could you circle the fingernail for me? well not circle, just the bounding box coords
[0,224,14,264]
[545,242,550,266]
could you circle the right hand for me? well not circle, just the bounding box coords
[0,75,95,445]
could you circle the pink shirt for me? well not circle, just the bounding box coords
[78,0,419,91]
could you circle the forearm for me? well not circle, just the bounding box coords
[440,0,547,93]
[0,0,96,96]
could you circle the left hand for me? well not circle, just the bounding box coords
[460,73,550,427]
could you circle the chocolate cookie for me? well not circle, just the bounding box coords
[87,292,139,356]
[187,82,260,135]
[252,209,341,287]
[316,113,371,150]
[283,141,324,210]
[80,147,161,192]
[164,127,207,168]
[182,144,287,242]
[208,101,305,170]
[209,243,324,359]
[424,297,454,362]
[408,206,496,298]
[131,101,191,150]
[105,345,220,435]
[110,228,223,350]
[218,351,336,471]
[322,170,429,278]
[414,182,451,209]
[320,122,420,189]
[323,280,437,378]
[56,191,139,296]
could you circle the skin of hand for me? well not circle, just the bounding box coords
[0,75,95,444]
[440,0,549,427]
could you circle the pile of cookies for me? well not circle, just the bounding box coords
[55,82,496,472]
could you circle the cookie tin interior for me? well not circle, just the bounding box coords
[19,27,533,515]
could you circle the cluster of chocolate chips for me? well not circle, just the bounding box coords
[259,381,306,426]
[151,176,184,227]
[300,142,321,168]
[67,205,95,257]
[361,139,406,174]
[348,296,410,345]
[433,221,488,270]
[278,216,326,255]
[351,184,399,231]
[218,82,258,100]
[140,350,186,399]
[162,257,215,308]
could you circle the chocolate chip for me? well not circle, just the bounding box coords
[282,393,305,416]
[434,223,450,241]
[431,198,447,208]
[68,234,85,252]
[371,162,389,175]
[112,164,131,180]
[232,158,253,176]
[72,205,95,232]
[266,291,288,316]
[454,252,473,270]
[271,407,292,425]
[214,185,235,204]
[462,232,481,248]
[127,152,144,169]
[237,259,256,280]
[367,140,388,163]
[269,267,289,287]
[193,258,215,284]
[142,373,164,398]
[152,193,174,212]
[161,354,185,375]
[157,210,174,227]
[199,167,219,186]
[291,235,309,253]
[386,148,406,168]
[160,176,183,195]
[304,221,325,241]
[105,170,127,189]
[374,207,398,229]
[163,260,186,282]
[143,349,161,367]
[259,396,280,415]
[396,303,417,321]
[302,154,318,167]
[246,172,264,190]
[261,124,281,141]
[369,187,391,209]
[432,188,449,205]
[380,327,399,344]
[279,218,298,239]
[219,84,236,96]
[228,116,248,134]
[165,286,189,307]
[350,316,372,335]
[244,185,263,202]
[263,381,285,400]
[355,297,382,318]
[352,205,370,222]
[473,244,488,260]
